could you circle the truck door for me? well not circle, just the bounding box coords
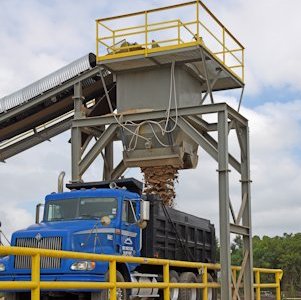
[120,199,140,257]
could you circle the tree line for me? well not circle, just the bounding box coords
[228,233,301,295]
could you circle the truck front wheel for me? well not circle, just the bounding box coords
[94,270,128,300]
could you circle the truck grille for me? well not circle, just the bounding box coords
[14,237,62,269]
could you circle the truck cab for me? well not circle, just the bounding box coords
[0,178,150,299]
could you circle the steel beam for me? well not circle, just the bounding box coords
[200,47,214,104]
[227,105,248,127]
[177,117,219,163]
[237,86,245,112]
[236,192,247,225]
[71,82,84,183]
[233,250,249,300]
[235,123,247,161]
[217,110,232,300]
[240,124,254,300]
[200,67,222,105]
[103,141,114,180]
[187,115,233,132]
[72,103,230,128]
[186,116,241,173]
[111,160,127,180]
[79,124,118,176]
[230,223,249,236]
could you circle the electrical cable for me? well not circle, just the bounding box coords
[100,61,179,152]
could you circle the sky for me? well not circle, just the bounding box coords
[0,0,300,242]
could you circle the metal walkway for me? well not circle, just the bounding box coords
[0,53,116,161]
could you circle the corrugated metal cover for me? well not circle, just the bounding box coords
[0,53,96,114]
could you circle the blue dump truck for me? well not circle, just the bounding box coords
[0,178,216,300]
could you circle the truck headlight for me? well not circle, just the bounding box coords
[70,261,95,271]
[0,263,5,272]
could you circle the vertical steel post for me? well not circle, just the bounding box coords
[71,82,84,182]
[217,109,232,300]
[103,141,114,180]
[241,124,254,300]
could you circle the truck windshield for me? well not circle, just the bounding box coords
[44,197,118,222]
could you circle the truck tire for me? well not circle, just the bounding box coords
[99,270,128,300]
[178,272,197,300]
[196,273,216,300]
[170,270,180,300]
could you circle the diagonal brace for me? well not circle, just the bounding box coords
[201,69,222,105]
[79,124,118,175]
[233,250,249,300]
[111,160,127,180]
[200,47,214,104]
[236,192,248,225]
[177,116,219,162]
[186,116,241,173]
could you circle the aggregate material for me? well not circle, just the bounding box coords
[142,166,178,207]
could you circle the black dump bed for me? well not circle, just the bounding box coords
[141,197,216,263]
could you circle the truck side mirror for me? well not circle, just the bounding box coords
[35,203,44,224]
[140,200,150,222]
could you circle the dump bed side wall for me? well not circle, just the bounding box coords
[141,200,216,263]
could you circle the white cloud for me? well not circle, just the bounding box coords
[0,206,32,245]
[210,0,301,94]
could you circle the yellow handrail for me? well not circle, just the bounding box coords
[95,0,245,83]
[0,246,283,300]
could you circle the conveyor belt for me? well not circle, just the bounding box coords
[0,53,116,161]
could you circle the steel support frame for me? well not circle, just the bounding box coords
[70,100,253,300]
[71,82,84,182]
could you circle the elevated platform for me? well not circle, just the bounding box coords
[99,44,243,92]
[96,0,245,91]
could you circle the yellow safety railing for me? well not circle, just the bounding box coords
[96,0,245,82]
[0,246,282,300]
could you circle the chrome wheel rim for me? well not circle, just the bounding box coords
[190,288,197,300]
